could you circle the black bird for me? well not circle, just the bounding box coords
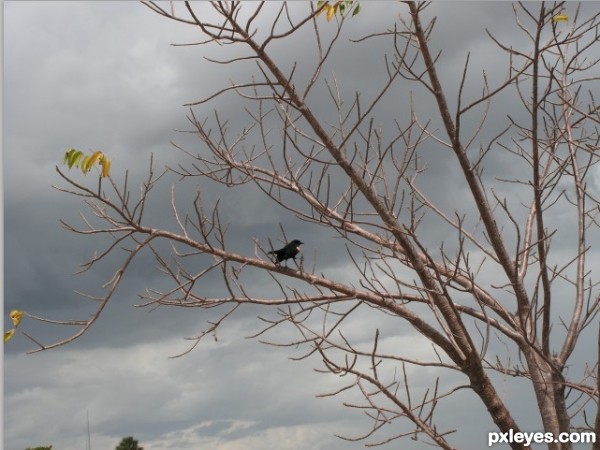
[268,239,304,265]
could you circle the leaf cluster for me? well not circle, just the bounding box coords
[63,148,111,178]
[317,1,361,22]
[4,309,25,343]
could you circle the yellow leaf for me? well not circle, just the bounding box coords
[553,13,568,22]
[4,329,15,343]
[326,4,336,21]
[82,150,103,174]
[10,310,24,327]
[81,154,92,173]
[100,157,111,178]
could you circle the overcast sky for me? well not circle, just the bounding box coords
[4,2,599,450]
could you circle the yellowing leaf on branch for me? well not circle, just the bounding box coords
[101,156,111,178]
[552,12,568,22]
[10,310,24,327]
[326,4,336,21]
[4,329,15,343]
[63,149,111,178]
[81,150,103,174]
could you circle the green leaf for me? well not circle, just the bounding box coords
[64,149,84,169]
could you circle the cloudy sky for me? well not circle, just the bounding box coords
[4,2,599,450]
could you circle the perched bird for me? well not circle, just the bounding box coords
[268,239,304,266]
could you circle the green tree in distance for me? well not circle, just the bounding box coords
[115,436,143,450]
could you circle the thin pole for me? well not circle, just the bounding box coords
[86,410,92,450]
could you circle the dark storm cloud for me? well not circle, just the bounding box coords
[4,3,385,447]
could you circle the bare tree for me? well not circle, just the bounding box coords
[27,2,600,449]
